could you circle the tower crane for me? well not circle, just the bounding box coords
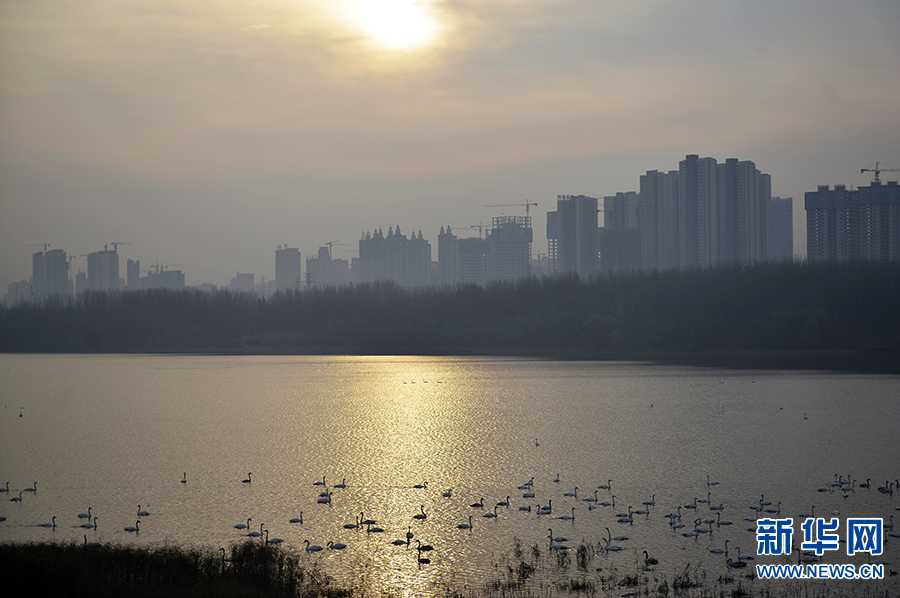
[484,201,538,219]
[324,240,348,258]
[861,162,900,184]
[110,242,131,252]
[28,242,50,253]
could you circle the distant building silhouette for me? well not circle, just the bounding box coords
[806,180,900,262]
[489,215,533,281]
[229,271,254,293]
[768,197,794,261]
[275,246,301,291]
[306,245,350,288]
[87,247,120,291]
[437,225,460,285]
[32,248,70,297]
[600,192,640,272]
[358,226,431,287]
[554,195,598,278]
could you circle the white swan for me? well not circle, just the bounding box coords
[78,507,93,519]
[0,482,8,493]
[412,505,427,520]
[602,538,622,552]
[327,541,346,550]
[290,512,304,524]
[710,540,730,554]
[548,528,568,543]
[334,478,347,489]
[643,550,658,565]
[563,487,578,497]
[313,476,326,486]
[248,523,264,537]
[598,479,611,490]
[556,507,575,521]
[457,516,473,529]
[304,539,323,552]
[483,506,499,518]
[137,505,150,517]
[124,520,140,532]
[39,516,57,528]
[24,482,37,492]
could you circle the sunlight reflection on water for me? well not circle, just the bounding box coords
[1,354,898,596]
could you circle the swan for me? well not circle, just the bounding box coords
[343,516,360,529]
[548,528,568,543]
[518,477,534,490]
[406,526,414,541]
[470,497,484,508]
[643,494,656,506]
[84,535,100,548]
[602,538,622,552]
[764,501,782,514]
[10,492,23,502]
[643,550,659,565]
[290,512,304,524]
[522,491,535,498]
[615,506,632,519]
[552,473,560,483]
[360,513,376,526]
[366,522,384,533]
[759,494,771,506]
[334,478,347,489]
[799,505,815,518]
[415,539,433,552]
[716,512,732,526]
[735,546,755,561]
[304,539,323,552]
[39,516,57,528]
[563,487,578,497]
[556,507,575,521]
[599,495,615,507]
[78,507,93,519]
[412,481,427,489]
[683,498,697,509]
[707,475,718,486]
[697,492,710,504]
[317,492,332,504]
[0,482,8,493]
[664,506,682,519]
[235,518,251,530]
[265,530,283,544]
[412,505,427,520]
[242,473,252,484]
[417,555,431,565]
[483,506,499,518]
[710,503,724,511]
[124,520,140,533]
[727,558,747,569]
[80,517,97,529]
[327,541,346,550]
[605,526,628,542]
[583,490,599,503]
[519,505,532,512]
[137,505,150,517]
[496,496,510,507]
[248,523,264,538]
[392,538,410,546]
[457,516,473,529]
[181,472,187,484]
[598,479,611,490]
[538,500,552,515]
[442,489,452,497]
[24,482,36,492]
[313,475,326,486]
[859,478,870,488]
[710,540,730,554]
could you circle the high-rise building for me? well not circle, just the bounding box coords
[807,181,900,263]
[639,172,680,270]
[458,237,490,286]
[32,248,70,297]
[600,192,640,272]
[858,181,900,261]
[305,246,350,288]
[230,272,255,293]
[127,259,141,288]
[489,216,533,282]
[546,211,559,275]
[437,225,460,285]
[87,248,119,291]
[768,197,794,261]
[556,195,598,278]
[358,226,432,286]
[275,246,301,291]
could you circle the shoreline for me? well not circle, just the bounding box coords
[6,348,897,374]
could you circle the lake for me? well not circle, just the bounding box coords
[1,354,898,596]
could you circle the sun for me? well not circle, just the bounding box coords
[338,0,439,51]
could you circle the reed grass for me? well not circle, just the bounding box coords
[2,539,895,598]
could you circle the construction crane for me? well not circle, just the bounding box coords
[484,201,538,219]
[324,240,348,258]
[861,161,900,184]
[28,242,50,253]
[469,223,488,238]
[110,242,131,252]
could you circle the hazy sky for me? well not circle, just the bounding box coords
[2,0,898,287]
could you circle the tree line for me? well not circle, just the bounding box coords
[1,260,898,355]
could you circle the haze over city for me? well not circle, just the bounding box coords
[2,0,898,288]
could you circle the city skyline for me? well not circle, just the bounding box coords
[2,1,898,288]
